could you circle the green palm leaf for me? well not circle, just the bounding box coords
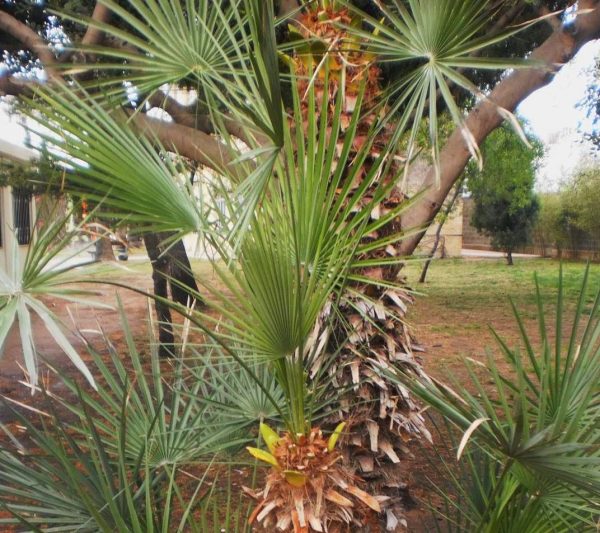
[24,85,204,235]
[341,0,544,180]
[381,266,600,530]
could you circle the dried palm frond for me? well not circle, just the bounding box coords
[246,424,383,532]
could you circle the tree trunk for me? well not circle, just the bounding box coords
[163,235,203,308]
[419,180,463,283]
[506,250,514,265]
[143,233,176,357]
[95,235,115,261]
[143,231,204,357]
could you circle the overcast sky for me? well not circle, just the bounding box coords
[0,39,598,191]
[518,40,599,192]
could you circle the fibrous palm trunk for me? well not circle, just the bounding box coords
[292,5,432,529]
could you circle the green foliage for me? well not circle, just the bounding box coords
[534,192,576,254]
[26,85,205,235]
[562,165,600,236]
[0,145,62,195]
[382,266,600,531]
[467,125,542,261]
[186,69,416,435]
[534,166,600,255]
[24,50,421,435]
[0,305,268,531]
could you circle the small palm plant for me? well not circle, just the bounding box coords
[0,205,112,390]
[0,305,256,532]
[380,266,600,531]
[5,0,551,529]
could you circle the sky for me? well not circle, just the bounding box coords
[517,40,599,192]
[0,39,598,190]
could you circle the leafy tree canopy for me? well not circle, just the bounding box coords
[467,125,542,263]
[563,165,600,235]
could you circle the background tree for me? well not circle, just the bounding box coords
[535,192,573,256]
[563,165,600,235]
[468,125,542,265]
[534,166,600,258]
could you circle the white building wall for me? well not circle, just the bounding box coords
[0,187,36,277]
[0,140,38,276]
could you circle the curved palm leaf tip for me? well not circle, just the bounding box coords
[379,266,600,530]
[0,209,111,391]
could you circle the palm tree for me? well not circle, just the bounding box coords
[4,0,548,529]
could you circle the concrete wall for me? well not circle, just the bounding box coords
[461,197,492,250]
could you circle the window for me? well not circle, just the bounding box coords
[12,190,31,246]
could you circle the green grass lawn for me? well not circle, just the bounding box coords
[404,257,600,315]
[80,255,600,318]
[401,257,600,379]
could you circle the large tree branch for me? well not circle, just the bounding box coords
[81,3,112,46]
[147,90,268,146]
[0,76,33,97]
[147,91,213,131]
[0,72,248,176]
[400,0,600,256]
[0,9,57,78]
[129,113,248,180]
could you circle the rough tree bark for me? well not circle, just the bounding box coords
[143,231,204,357]
[400,0,600,255]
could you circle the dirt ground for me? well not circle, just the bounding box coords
[0,273,152,422]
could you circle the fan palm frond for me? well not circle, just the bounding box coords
[381,266,600,531]
[341,0,544,180]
